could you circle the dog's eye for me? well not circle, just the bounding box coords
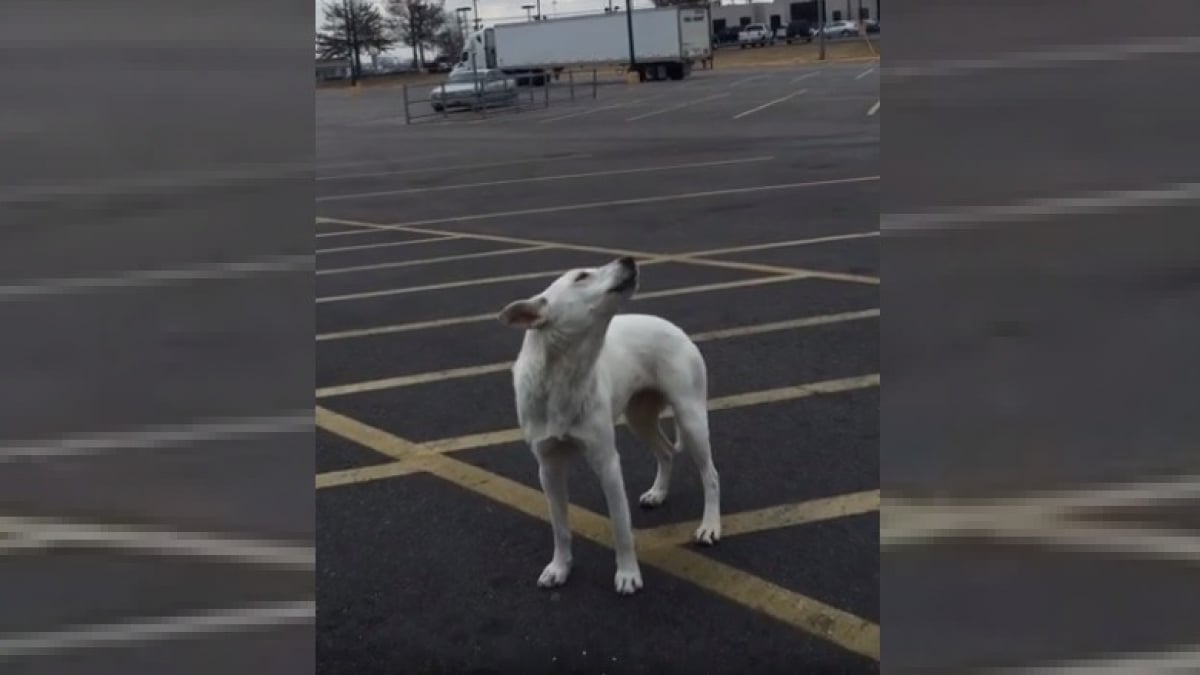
[574,272,591,282]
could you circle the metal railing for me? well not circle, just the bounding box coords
[401,69,602,124]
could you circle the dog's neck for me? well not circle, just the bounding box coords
[514,323,611,442]
[523,324,606,385]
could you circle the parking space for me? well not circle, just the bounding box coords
[316,60,879,672]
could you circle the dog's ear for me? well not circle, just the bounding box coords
[498,297,548,329]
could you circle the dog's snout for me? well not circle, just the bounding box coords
[618,256,636,270]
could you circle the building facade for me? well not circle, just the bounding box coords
[709,0,879,35]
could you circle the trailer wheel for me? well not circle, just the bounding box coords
[667,63,685,80]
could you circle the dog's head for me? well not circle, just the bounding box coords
[497,256,639,333]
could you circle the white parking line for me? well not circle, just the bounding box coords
[316,155,775,202]
[732,88,808,120]
[728,73,770,87]
[314,152,458,171]
[867,100,880,116]
[791,72,820,83]
[626,92,730,122]
[883,474,1200,547]
[0,256,314,301]
[889,36,1200,79]
[855,67,876,80]
[316,235,458,255]
[538,102,636,123]
[316,245,546,276]
[316,154,590,181]
[0,411,313,462]
[986,643,1200,675]
[374,174,880,229]
[0,514,315,570]
[882,182,1200,231]
[0,601,315,657]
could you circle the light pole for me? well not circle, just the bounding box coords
[624,0,636,77]
[472,0,481,29]
[818,0,826,60]
[522,4,534,19]
[535,0,542,20]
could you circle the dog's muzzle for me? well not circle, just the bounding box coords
[608,257,638,294]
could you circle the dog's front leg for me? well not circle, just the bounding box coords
[583,428,643,595]
[535,450,572,588]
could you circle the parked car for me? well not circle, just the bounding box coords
[714,25,742,45]
[430,68,518,112]
[785,20,814,43]
[738,23,773,48]
[864,19,879,34]
[425,56,453,73]
[821,20,859,37]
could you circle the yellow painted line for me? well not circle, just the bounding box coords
[684,231,879,258]
[317,272,806,328]
[316,245,549,277]
[363,176,881,230]
[418,373,879,455]
[317,431,880,660]
[706,373,879,412]
[315,458,431,489]
[638,489,880,548]
[318,362,515,398]
[317,235,458,255]
[318,156,775,201]
[315,406,420,462]
[380,222,877,284]
[314,218,391,239]
[315,257,669,306]
[316,309,879,398]
[639,545,879,660]
[315,154,590,182]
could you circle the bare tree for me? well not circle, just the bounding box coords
[387,0,448,68]
[433,26,465,63]
[317,0,396,84]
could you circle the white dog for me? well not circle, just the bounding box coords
[498,256,721,595]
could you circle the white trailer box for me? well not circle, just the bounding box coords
[463,7,711,82]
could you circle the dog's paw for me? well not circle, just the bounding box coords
[614,566,643,595]
[638,488,667,508]
[694,521,721,546]
[537,560,571,588]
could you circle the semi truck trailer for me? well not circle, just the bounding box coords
[456,6,712,85]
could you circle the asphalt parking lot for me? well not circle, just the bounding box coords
[316,61,880,674]
[882,1,1200,671]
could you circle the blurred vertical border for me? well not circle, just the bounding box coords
[0,0,314,671]
[882,0,1200,672]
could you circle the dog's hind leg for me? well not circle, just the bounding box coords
[673,399,721,545]
[625,390,675,508]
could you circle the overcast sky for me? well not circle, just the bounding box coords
[315,0,661,32]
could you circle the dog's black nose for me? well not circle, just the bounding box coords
[618,256,636,270]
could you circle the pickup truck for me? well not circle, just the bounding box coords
[737,23,772,48]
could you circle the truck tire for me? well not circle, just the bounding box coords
[667,63,684,80]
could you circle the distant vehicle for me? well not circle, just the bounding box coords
[458,6,711,84]
[425,56,453,74]
[716,26,742,45]
[821,20,859,37]
[864,19,879,34]
[430,68,518,112]
[738,23,773,48]
[785,20,814,43]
